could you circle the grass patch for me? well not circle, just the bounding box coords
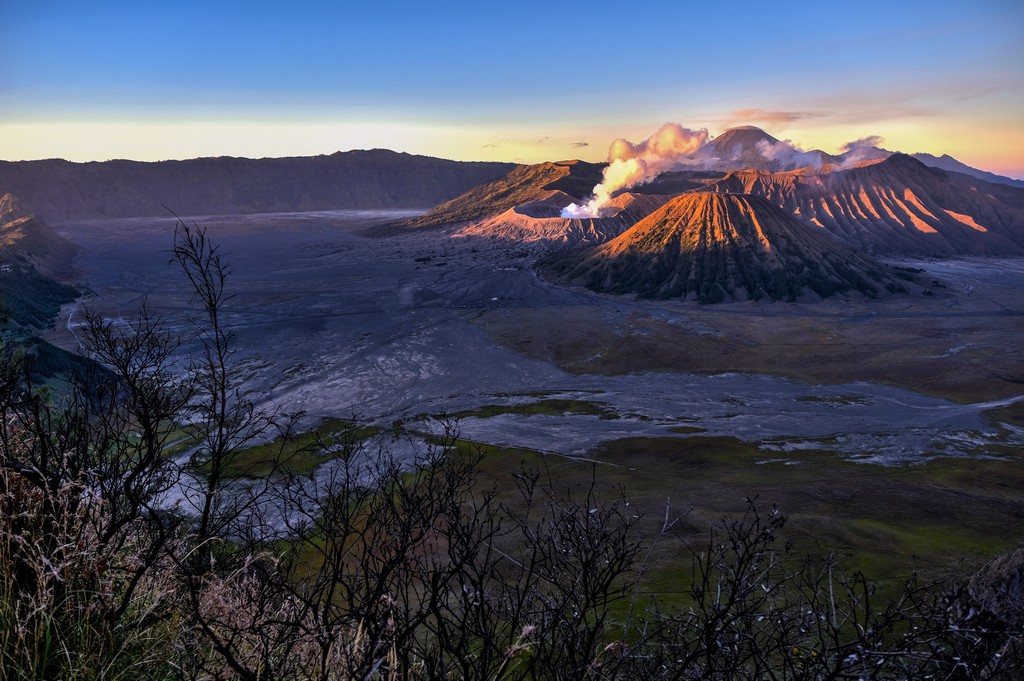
[227,418,382,477]
[446,433,1024,608]
[473,301,1024,403]
[160,425,200,458]
[0,261,79,331]
[984,400,1024,428]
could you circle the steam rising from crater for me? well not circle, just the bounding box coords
[561,123,708,218]
[753,138,823,169]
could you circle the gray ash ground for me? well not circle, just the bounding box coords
[49,210,1024,466]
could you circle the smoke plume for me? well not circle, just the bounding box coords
[562,123,709,218]
[840,135,885,153]
[835,134,889,169]
[753,138,824,170]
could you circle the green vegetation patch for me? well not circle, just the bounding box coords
[18,335,110,384]
[984,400,1024,428]
[0,261,78,331]
[449,433,1024,607]
[227,418,382,477]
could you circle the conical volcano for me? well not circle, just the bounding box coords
[692,126,832,171]
[704,125,781,155]
[544,192,906,303]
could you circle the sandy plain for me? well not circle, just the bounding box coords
[44,209,1024,467]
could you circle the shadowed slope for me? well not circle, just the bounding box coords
[544,192,906,303]
[0,194,77,278]
[0,194,79,329]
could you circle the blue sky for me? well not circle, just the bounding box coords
[2,0,1022,176]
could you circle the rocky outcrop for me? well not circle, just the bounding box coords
[969,547,1024,628]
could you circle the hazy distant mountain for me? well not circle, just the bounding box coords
[910,152,1024,189]
[544,192,905,303]
[0,150,515,222]
[699,154,1024,256]
[454,191,671,250]
[377,160,605,233]
[0,194,78,329]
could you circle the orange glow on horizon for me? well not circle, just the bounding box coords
[0,119,1021,180]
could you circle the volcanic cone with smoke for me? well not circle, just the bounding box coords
[561,123,709,218]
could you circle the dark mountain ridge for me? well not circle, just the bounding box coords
[910,152,1024,189]
[0,150,516,222]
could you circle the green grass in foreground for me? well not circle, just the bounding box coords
[238,416,1024,609]
[451,434,1024,603]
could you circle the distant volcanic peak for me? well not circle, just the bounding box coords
[695,126,832,173]
[546,191,904,303]
[707,125,780,152]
